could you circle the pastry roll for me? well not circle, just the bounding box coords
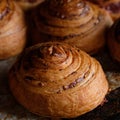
[107,18,120,62]
[0,0,26,59]
[103,0,120,21]
[9,42,109,118]
[14,0,44,10]
[31,0,113,55]
[86,0,120,21]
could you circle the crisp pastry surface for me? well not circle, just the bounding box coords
[0,0,26,59]
[9,42,109,118]
[31,0,113,54]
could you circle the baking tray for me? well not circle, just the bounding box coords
[0,48,120,120]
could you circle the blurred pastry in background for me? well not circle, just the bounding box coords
[0,0,27,84]
[31,0,113,55]
[103,0,120,21]
[86,0,120,21]
[0,0,27,60]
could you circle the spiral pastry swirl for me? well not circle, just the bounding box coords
[107,18,120,62]
[0,0,27,59]
[9,42,109,118]
[31,0,113,54]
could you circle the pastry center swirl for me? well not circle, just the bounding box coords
[22,43,77,70]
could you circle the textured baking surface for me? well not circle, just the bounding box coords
[0,49,120,120]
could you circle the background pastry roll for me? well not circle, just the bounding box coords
[0,0,27,91]
[0,0,27,60]
[31,0,113,55]
[86,0,120,21]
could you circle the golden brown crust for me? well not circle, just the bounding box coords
[14,0,44,10]
[0,0,27,60]
[31,0,113,55]
[9,42,109,118]
[107,18,120,62]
